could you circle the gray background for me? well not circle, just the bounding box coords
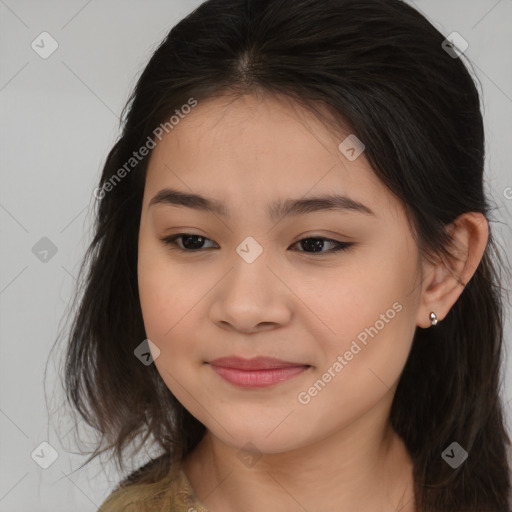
[1,0,511,510]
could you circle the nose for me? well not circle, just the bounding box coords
[208,252,293,334]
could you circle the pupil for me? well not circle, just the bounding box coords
[302,238,324,252]
[183,235,205,250]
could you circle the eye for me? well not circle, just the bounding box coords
[160,233,353,255]
[290,237,353,254]
[160,233,218,251]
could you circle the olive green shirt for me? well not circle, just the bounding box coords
[163,467,209,512]
[97,459,209,512]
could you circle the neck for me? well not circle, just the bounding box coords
[183,396,416,512]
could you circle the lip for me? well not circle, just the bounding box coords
[208,356,311,388]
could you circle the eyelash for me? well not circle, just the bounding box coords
[160,233,353,255]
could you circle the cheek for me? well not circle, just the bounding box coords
[308,253,419,406]
[138,242,196,339]
[137,242,210,385]
[292,288,417,443]
[137,250,202,409]
[294,249,417,348]
[137,251,171,340]
[296,312,416,445]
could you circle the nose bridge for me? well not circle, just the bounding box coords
[227,235,274,304]
[209,236,291,331]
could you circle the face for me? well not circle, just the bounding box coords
[137,92,424,454]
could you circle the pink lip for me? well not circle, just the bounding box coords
[208,356,310,388]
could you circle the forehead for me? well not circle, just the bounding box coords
[144,93,401,221]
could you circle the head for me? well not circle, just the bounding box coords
[62,0,511,510]
[138,90,425,456]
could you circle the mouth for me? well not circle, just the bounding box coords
[207,356,311,388]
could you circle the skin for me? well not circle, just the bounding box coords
[137,92,489,512]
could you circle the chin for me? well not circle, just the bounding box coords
[206,419,312,455]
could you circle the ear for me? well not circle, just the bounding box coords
[416,212,489,328]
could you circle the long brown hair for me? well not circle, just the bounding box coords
[56,0,512,510]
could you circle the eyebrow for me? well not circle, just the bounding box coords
[148,187,375,222]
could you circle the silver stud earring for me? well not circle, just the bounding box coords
[429,312,438,326]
